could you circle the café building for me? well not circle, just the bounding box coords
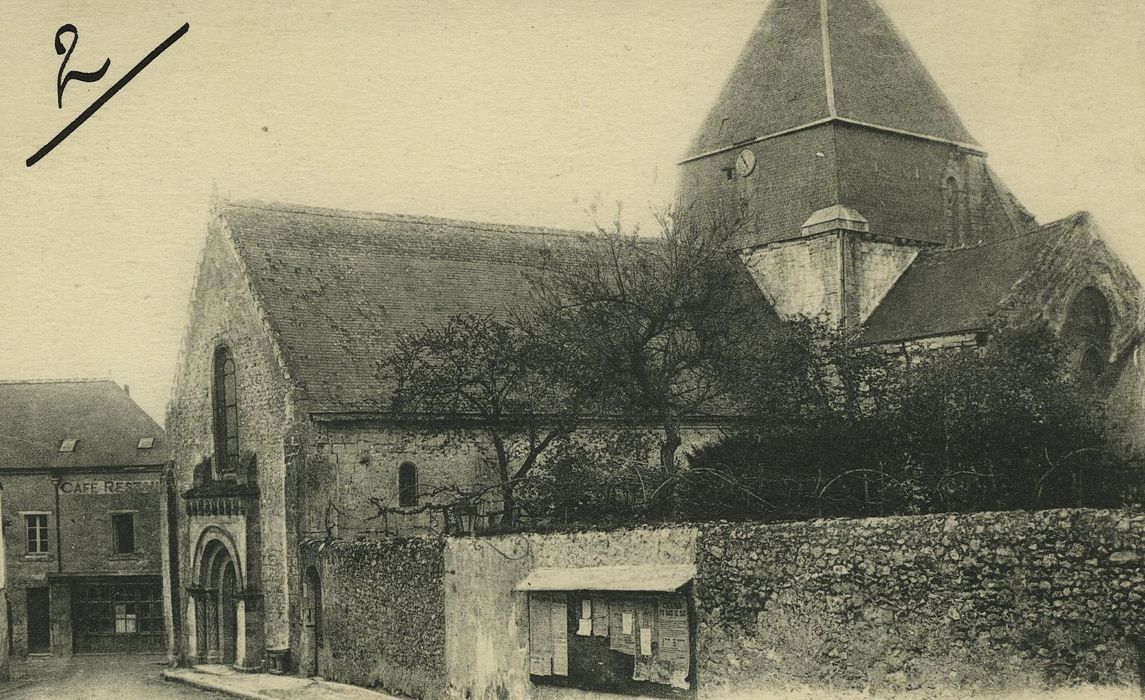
[0,379,168,655]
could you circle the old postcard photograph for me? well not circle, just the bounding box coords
[0,1,1143,698]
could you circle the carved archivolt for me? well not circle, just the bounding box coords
[191,524,244,589]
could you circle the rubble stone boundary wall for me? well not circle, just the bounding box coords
[303,535,447,699]
[695,509,1145,697]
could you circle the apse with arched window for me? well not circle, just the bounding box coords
[213,346,240,474]
[1060,287,1113,384]
[398,461,418,506]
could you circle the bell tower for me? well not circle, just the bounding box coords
[678,0,1035,326]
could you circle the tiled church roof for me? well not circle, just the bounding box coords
[686,0,976,160]
[219,201,597,413]
[859,214,1088,345]
[221,200,772,415]
[0,380,167,469]
[217,200,1119,413]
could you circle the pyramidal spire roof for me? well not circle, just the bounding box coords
[685,0,978,160]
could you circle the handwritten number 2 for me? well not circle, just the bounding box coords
[55,24,111,109]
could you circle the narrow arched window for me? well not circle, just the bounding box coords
[943,176,962,246]
[398,462,418,507]
[213,346,240,474]
[1061,287,1113,384]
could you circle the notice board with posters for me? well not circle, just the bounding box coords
[527,590,694,698]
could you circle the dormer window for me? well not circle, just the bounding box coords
[213,346,240,474]
[138,437,155,449]
[59,438,78,453]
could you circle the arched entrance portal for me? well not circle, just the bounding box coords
[195,537,242,666]
[302,566,323,676]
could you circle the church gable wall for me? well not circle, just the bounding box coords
[167,221,299,657]
[993,218,1143,359]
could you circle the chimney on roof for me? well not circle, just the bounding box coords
[741,205,920,330]
[123,384,130,396]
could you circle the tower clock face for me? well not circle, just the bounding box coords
[735,148,756,177]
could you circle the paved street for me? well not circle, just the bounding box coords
[0,654,223,700]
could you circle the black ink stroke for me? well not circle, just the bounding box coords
[55,24,111,109]
[27,22,190,168]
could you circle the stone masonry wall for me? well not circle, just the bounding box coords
[695,509,1145,698]
[676,124,839,250]
[742,231,920,331]
[166,220,298,657]
[854,239,919,324]
[302,424,502,539]
[742,234,843,323]
[300,423,719,542]
[302,536,447,699]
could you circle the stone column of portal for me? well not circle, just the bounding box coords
[235,590,265,671]
[185,596,199,661]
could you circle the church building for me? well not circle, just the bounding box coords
[164,0,1145,676]
[678,0,1142,376]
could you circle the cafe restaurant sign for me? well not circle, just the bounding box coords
[58,479,160,495]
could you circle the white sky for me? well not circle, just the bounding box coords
[1,1,1143,422]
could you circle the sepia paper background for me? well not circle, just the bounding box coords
[0,2,1143,698]
[1,1,1143,423]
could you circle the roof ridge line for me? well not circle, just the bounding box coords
[916,213,1084,259]
[677,116,983,166]
[820,0,837,118]
[224,199,592,241]
[867,0,979,147]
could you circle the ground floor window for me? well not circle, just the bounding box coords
[70,578,164,653]
[114,603,138,633]
[528,591,693,697]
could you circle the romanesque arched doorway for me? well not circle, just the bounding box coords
[194,535,242,666]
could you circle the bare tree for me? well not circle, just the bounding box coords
[384,314,590,526]
[521,202,776,485]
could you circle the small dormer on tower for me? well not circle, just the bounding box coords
[741,205,920,330]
